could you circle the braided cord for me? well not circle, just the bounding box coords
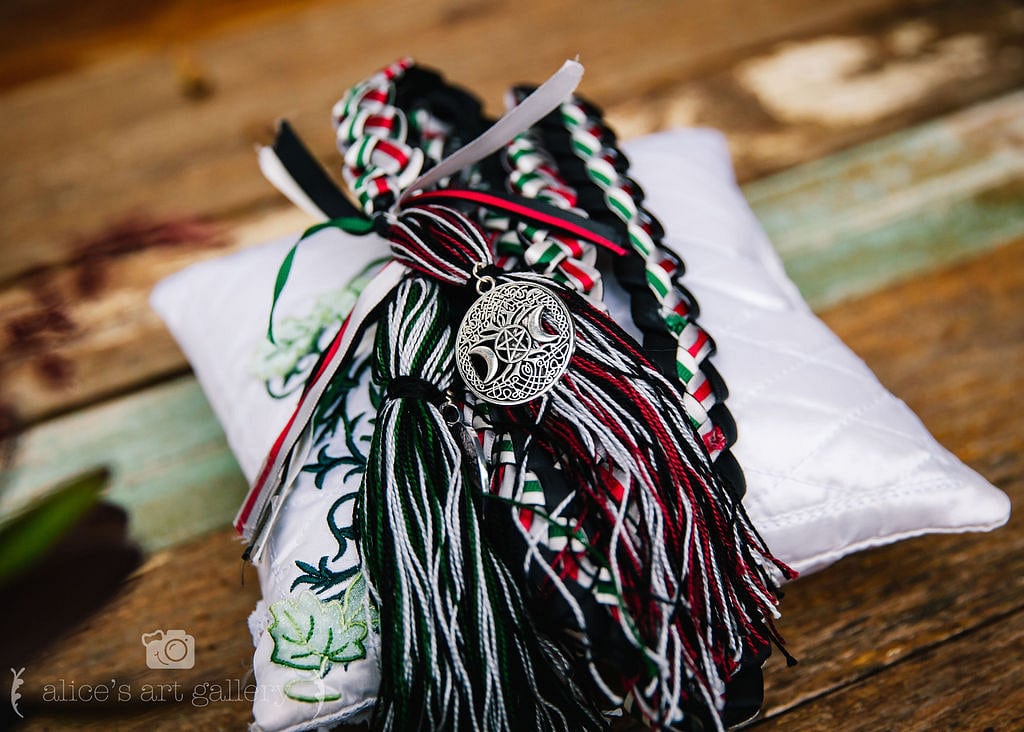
[558,98,732,459]
[334,61,607,731]
[332,58,447,214]
[476,121,603,302]
[323,60,792,732]
[361,277,604,731]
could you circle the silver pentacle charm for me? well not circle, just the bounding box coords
[455,281,575,406]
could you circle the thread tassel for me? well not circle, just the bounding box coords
[358,276,605,731]
[382,203,790,729]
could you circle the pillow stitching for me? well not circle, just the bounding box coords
[718,327,881,386]
[734,390,946,446]
[791,520,1008,572]
[753,477,987,528]
[742,459,961,501]
[756,389,892,496]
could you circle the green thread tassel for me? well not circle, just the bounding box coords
[357,276,605,731]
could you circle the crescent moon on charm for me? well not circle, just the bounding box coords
[468,345,499,383]
[526,305,558,343]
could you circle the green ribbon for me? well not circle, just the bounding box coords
[267,216,375,344]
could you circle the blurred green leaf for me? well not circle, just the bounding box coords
[0,467,110,585]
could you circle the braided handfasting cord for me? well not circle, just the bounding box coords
[532,92,747,501]
[484,101,780,728]
[335,60,790,728]
[255,59,792,732]
[331,61,611,730]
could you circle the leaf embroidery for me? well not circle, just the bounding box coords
[268,582,369,678]
[327,493,359,561]
[300,354,381,489]
[252,258,388,399]
[291,556,359,597]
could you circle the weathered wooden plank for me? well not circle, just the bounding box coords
[756,608,1024,730]
[0,0,327,92]
[4,79,1024,432]
[0,206,311,427]
[1,0,920,95]
[745,91,1024,308]
[13,238,1023,730]
[16,527,263,729]
[0,377,248,553]
[0,0,917,284]
[606,0,1024,180]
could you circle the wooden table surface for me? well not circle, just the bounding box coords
[1,1,1022,730]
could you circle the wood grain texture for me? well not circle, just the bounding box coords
[4,89,1022,544]
[0,0,328,92]
[0,0,918,95]
[13,239,1022,730]
[745,91,1024,308]
[757,608,1024,730]
[0,206,310,428]
[3,77,1023,433]
[0,378,249,553]
[16,528,263,729]
[606,0,1024,180]
[0,0,918,284]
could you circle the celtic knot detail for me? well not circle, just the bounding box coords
[455,282,574,405]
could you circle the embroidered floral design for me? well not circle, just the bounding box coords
[301,353,382,488]
[252,258,387,399]
[291,551,358,597]
[268,575,376,704]
[252,257,387,700]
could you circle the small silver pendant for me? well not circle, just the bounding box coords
[456,281,574,406]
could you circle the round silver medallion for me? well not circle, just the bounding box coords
[455,281,574,406]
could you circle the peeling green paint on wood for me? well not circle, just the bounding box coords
[0,377,247,552]
[745,92,1024,308]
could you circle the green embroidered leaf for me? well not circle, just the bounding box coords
[327,495,359,561]
[301,444,366,488]
[257,257,387,396]
[269,589,368,673]
[283,677,342,704]
[326,619,368,666]
[291,555,358,595]
[343,571,380,634]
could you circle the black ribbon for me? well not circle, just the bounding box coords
[386,375,444,404]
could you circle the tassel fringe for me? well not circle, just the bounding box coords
[381,203,790,729]
[358,276,605,731]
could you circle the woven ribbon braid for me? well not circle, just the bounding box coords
[555,96,739,470]
[315,59,794,732]
[333,57,436,213]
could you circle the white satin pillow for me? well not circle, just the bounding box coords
[151,129,1009,730]
[153,128,1008,574]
